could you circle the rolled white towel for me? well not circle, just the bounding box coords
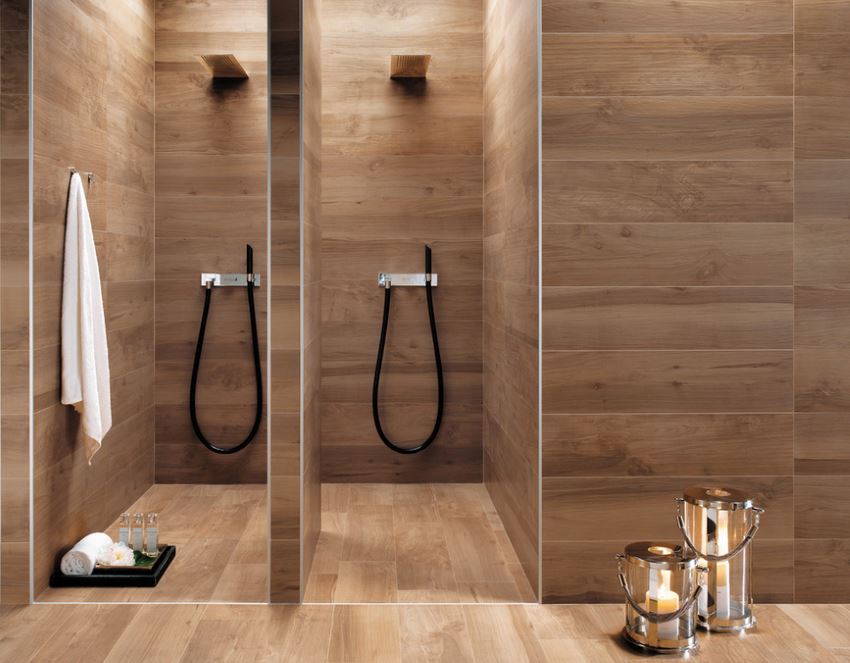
[60,532,113,576]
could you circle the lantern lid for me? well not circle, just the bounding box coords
[623,541,697,571]
[683,485,754,510]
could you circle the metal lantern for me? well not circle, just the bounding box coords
[676,486,764,632]
[617,541,703,655]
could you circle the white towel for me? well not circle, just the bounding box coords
[59,532,113,576]
[61,173,112,464]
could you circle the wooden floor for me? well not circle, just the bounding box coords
[304,483,536,603]
[38,484,267,603]
[0,603,845,661]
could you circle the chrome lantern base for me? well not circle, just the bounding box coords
[621,627,699,655]
[698,608,756,633]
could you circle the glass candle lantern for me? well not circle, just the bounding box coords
[617,541,703,655]
[676,486,764,632]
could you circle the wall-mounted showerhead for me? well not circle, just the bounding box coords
[389,54,431,79]
[195,54,249,79]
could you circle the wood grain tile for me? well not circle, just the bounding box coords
[542,538,794,604]
[543,475,792,541]
[328,606,401,663]
[543,0,792,33]
[542,161,793,225]
[38,484,267,603]
[544,286,793,350]
[796,97,850,159]
[543,96,793,161]
[797,0,850,32]
[797,223,850,285]
[2,602,848,660]
[543,350,793,413]
[543,34,792,97]
[322,0,482,36]
[796,349,850,411]
[543,413,793,476]
[796,160,850,223]
[796,413,850,474]
[797,286,850,349]
[797,33,850,98]
[797,476,850,538]
[795,538,850,602]
[306,484,534,604]
[542,223,793,286]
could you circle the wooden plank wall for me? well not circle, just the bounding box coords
[318,0,484,483]
[481,0,540,597]
[300,0,322,597]
[794,0,850,602]
[32,0,157,597]
[540,0,796,602]
[154,0,268,484]
[0,0,29,604]
[268,0,310,602]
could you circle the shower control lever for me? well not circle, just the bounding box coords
[201,272,261,287]
[377,272,438,288]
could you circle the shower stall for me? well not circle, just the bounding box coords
[14,0,540,605]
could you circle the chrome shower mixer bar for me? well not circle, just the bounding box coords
[200,273,261,288]
[377,272,438,288]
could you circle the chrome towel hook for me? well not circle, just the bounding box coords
[68,166,96,186]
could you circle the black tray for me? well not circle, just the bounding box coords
[49,545,176,588]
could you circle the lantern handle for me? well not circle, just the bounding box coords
[616,554,704,624]
[675,498,764,562]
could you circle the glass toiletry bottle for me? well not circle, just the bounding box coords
[119,512,131,545]
[132,512,145,552]
[145,512,159,558]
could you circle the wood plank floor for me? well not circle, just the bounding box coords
[0,603,844,661]
[304,484,536,603]
[38,484,267,603]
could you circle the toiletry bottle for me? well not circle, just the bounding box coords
[132,512,145,552]
[119,512,130,545]
[145,512,159,558]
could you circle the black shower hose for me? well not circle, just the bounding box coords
[190,244,263,454]
[372,245,444,454]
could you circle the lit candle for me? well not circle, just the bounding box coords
[646,568,680,641]
[715,510,731,620]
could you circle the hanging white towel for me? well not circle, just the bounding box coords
[62,172,112,464]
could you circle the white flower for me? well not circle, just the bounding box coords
[96,542,135,567]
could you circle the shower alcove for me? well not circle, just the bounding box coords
[27,0,541,605]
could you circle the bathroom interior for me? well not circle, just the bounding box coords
[11,0,541,605]
[3,0,850,655]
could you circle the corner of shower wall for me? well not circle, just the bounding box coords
[29,0,157,598]
[299,0,323,597]
[268,0,319,603]
[0,0,32,605]
[481,0,541,599]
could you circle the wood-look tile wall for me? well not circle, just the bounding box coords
[794,0,850,603]
[32,0,157,597]
[541,0,796,602]
[482,0,539,597]
[300,0,322,598]
[0,0,29,605]
[319,0,484,483]
[269,0,309,603]
[154,0,268,484]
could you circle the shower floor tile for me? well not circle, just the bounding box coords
[304,483,536,603]
[38,484,267,604]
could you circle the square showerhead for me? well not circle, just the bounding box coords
[195,54,249,79]
[389,54,431,79]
